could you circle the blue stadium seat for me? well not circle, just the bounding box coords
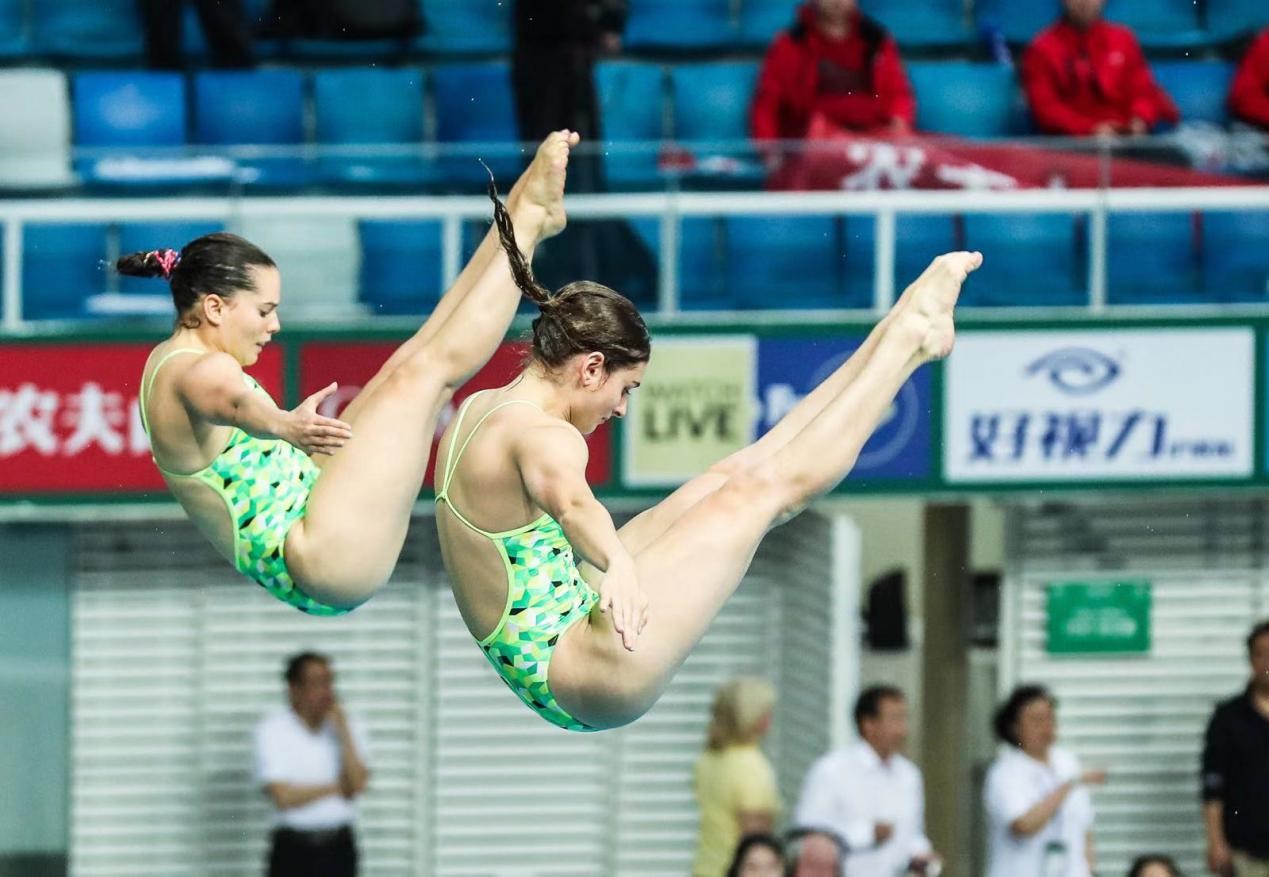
[725,216,844,309]
[416,0,510,55]
[117,222,222,298]
[33,0,142,59]
[671,62,764,187]
[1152,61,1235,127]
[73,73,186,149]
[72,72,196,187]
[909,62,1026,138]
[963,213,1084,307]
[1203,211,1269,303]
[194,70,310,188]
[625,0,734,51]
[738,0,796,48]
[860,0,969,48]
[432,62,521,190]
[596,61,665,189]
[1108,212,1201,304]
[22,224,108,320]
[358,220,443,314]
[632,217,731,310]
[314,68,435,187]
[1105,0,1205,49]
[0,0,27,56]
[894,215,960,292]
[1207,1,1264,42]
[973,0,1056,44]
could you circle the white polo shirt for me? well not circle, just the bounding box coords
[793,741,933,877]
[253,706,372,831]
[984,745,1094,877]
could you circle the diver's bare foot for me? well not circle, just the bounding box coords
[510,129,577,242]
[893,251,982,362]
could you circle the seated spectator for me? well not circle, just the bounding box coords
[793,685,939,877]
[1126,854,1184,877]
[1021,0,1178,137]
[727,834,786,877]
[984,684,1106,877]
[751,0,915,160]
[1230,28,1269,131]
[693,678,781,877]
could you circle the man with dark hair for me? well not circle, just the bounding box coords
[1202,620,1269,877]
[794,686,940,876]
[254,652,371,877]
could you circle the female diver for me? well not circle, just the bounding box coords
[132,131,579,615]
[434,190,982,731]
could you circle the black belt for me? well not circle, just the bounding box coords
[274,825,353,846]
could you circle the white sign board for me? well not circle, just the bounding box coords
[944,328,1254,482]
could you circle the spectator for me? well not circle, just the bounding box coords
[141,0,256,70]
[1021,0,1178,137]
[1230,28,1269,131]
[984,685,1105,877]
[786,829,848,877]
[1127,854,1184,877]
[793,685,939,877]
[693,677,781,877]
[750,0,915,155]
[1201,619,1269,877]
[254,652,371,877]
[727,834,786,877]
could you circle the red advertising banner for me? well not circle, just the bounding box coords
[0,343,284,493]
[298,341,613,488]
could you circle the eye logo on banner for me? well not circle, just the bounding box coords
[757,337,932,481]
[945,328,1255,483]
[1025,348,1121,395]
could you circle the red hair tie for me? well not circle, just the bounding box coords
[150,248,181,279]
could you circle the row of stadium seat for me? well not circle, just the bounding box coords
[5,59,1241,193]
[0,0,1262,61]
[13,211,1269,320]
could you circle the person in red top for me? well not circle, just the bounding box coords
[750,0,915,148]
[1021,0,1178,137]
[1230,27,1269,131]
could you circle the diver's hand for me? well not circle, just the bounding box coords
[599,556,649,651]
[284,383,353,456]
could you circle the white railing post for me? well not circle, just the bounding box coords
[873,208,897,315]
[658,201,680,315]
[1089,202,1108,313]
[441,214,462,291]
[2,219,21,330]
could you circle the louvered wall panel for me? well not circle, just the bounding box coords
[70,509,852,876]
[1006,500,1264,877]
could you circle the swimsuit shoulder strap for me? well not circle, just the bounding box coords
[435,392,544,539]
[139,347,205,436]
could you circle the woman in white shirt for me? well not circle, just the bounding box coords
[984,685,1107,877]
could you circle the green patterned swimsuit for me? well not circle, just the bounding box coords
[140,348,346,616]
[435,392,599,732]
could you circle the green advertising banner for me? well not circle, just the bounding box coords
[1046,580,1152,655]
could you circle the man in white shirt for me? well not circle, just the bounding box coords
[793,686,941,877]
[254,651,372,877]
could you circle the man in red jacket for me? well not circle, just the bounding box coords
[1230,27,1269,131]
[1021,0,1178,136]
[750,0,915,150]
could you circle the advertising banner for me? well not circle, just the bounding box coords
[624,336,757,487]
[0,343,284,493]
[298,341,612,487]
[944,328,1255,482]
[757,337,932,481]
